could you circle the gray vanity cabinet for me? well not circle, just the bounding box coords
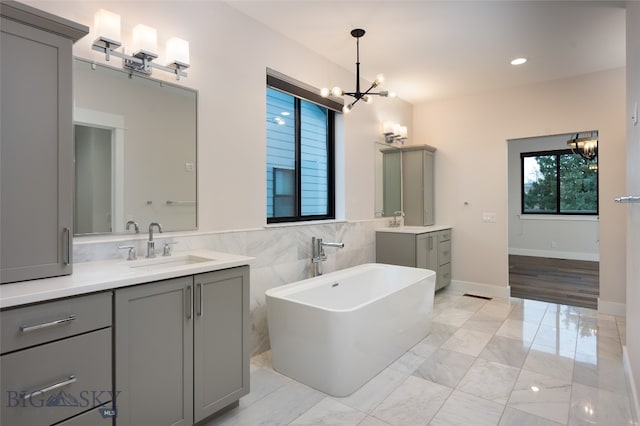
[114,266,250,426]
[0,292,112,426]
[402,145,436,226]
[376,228,452,290]
[0,2,88,284]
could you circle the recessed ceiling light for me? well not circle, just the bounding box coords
[511,57,527,66]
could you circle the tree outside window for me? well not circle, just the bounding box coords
[522,149,598,215]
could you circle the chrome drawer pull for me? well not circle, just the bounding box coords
[21,375,77,401]
[20,314,77,333]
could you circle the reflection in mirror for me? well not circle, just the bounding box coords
[374,142,402,217]
[73,58,197,235]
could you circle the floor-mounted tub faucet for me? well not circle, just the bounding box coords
[311,237,344,277]
[146,222,163,258]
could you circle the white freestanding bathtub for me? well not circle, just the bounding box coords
[265,263,435,397]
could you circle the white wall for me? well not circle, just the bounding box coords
[27,0,413,231]
[414,68,627,308]
[508,134,600,261]
[625,0,640,418]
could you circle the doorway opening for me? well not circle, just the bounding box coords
[507,133,600,309]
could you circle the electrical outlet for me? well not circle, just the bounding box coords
[185,162,194,172]
[482,212,497,223]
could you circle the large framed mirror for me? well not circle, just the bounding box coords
[73,58,197,235]
[374,142,402,217]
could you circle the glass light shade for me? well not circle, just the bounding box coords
[331,86,343,97]
[382,121,395,134]
[166,37,190,66]
[388,91,397,98]
[374,73,384,85]
[132,24,158,56]
[94,9,121,44]
[320,87,330,98]
[398,126,408,138]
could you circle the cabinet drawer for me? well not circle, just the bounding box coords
[438,240,451,265]
[1,291,111,354]
[438,229,451,242]
[56,405,114,426]
[1,328,112,426]
[437,263,451,290]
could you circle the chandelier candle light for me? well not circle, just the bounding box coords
[567,131,598,161]
[321,29,395,113]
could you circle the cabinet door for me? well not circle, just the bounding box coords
[416,233,438,271]
[115,277,194,426]
[194,266,249,422]
[0,17,74,283]
[402,149,435,226]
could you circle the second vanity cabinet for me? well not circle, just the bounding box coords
[376,228,452,290]
[114,266,250,426]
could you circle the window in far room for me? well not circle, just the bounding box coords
[521,149,598,215]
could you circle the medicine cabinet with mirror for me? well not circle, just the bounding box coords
[73,57,197,235]
[374,142,402,218]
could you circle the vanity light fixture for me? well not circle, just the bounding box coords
[92,9,190,80]
[382,121,407,144]
[321,29,395,114]
[567,130,598,161]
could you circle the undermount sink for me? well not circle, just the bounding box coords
[129,254,215,270]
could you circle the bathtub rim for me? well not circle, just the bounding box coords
[265,262,435,313]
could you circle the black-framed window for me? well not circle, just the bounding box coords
[266,74,338,223]
[521,149,598,215]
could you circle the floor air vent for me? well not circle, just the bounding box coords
[463,293,493,300]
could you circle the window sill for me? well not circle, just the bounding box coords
[518,214,599,222]
[264,219,348,229]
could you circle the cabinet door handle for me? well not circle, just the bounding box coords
[21,375,76,401]
[63,227,71,265]
[20,314,77,333]
[186,285,192,319]
[429,236,433,250]
[196,283,203,317]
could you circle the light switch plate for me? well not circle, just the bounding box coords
[482,212,497,223]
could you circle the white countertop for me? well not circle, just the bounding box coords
[0,250,253,309]
[376,225,452,234]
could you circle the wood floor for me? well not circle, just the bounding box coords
[509,255,599,309]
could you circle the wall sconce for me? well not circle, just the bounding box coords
[92,9,190,80]
[567,131,598,161]
[382,121,408,144]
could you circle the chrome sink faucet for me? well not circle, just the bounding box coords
[126,220,140,233]
[146,222,163,258]
[390,210,405,227]
[311,237,344,277]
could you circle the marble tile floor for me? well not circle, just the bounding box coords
[206,291,635,426]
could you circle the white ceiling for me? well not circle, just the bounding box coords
[226,0,626,104]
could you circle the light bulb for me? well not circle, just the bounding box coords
[342,104,352,114]
[320,87,330,98]
[388,91,397,98]
[331,86,343,97]
[374,73,384,86]
[363,95,373,104]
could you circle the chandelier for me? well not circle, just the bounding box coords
[567,131,598,161]
[321,29,394,113]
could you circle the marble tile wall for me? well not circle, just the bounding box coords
[73,219,386,355]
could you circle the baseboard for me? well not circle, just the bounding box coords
[597,298,626,316]
[508,248,599,262]
[448,280,511,300]
[623,346,640,425]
